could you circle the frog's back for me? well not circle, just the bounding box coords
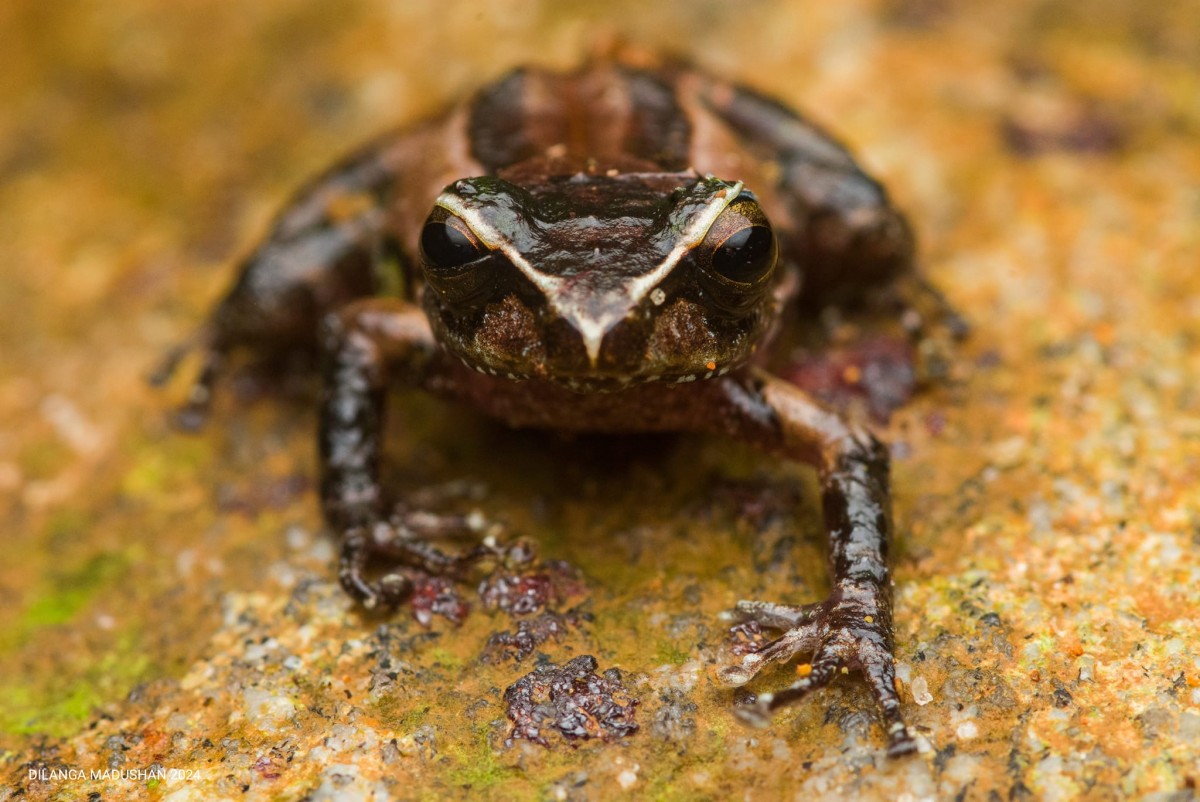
[466,64,694,174]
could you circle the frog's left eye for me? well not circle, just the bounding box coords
[420,213,486,269]
[711,224,775,284]
[701,194,777,286]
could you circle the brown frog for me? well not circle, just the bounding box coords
[156,59,963,757]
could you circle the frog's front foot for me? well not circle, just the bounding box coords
[337,513,501,611]
[717,587,918,758]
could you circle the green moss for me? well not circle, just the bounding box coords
[0,631,155,738]
[0,683,102,737]
[119,437,209,498]
[396,704,430,731]
[20,550,130,630]
[427,647,465,670]
[0,546,137,669]
[120,451,173,497]
[443,725,524,796]
[655,641,691,666]
[0,542,151,739]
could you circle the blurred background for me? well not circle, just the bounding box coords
[3,1,1198,799]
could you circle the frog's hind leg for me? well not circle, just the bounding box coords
[153,139,406,427]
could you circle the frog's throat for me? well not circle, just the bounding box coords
[434,180,743,366]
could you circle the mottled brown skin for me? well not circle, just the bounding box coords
[158,60,959,757]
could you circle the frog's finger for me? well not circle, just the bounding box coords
[861,648,919,758]
[732,598,823,629]
[731,653,840,728]
[717,616,821,687]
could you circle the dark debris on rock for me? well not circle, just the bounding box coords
[503,655,639,747]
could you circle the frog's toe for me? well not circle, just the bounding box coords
[336,523,420,609]
[338,569,417,611]
[364,520,474,574]
[375,572,415,606]
[337,518,499,612]
[388,505,500,544]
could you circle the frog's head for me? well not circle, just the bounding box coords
[417,162,778,391]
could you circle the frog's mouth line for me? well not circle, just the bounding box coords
[449,351,738,393]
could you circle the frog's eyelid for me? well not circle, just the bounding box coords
[733,189,759,203]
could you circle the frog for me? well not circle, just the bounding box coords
[155,58,965,758]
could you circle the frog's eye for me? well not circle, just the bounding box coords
[693,195,777,316]
[420,214,486,269]
[419,209,495,306]
[711,224,775,284]
[699,196,777,286]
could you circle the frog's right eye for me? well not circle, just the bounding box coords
[420,214,486,269]
[419,210,496,306]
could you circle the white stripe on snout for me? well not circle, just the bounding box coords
[434,181,742,365]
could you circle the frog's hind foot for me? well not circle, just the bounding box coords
[149,327,225,431]
[717,595,918,759]
[897,275,969,343]
[390,482,503,542]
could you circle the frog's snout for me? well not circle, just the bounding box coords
[546,280,644,368]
